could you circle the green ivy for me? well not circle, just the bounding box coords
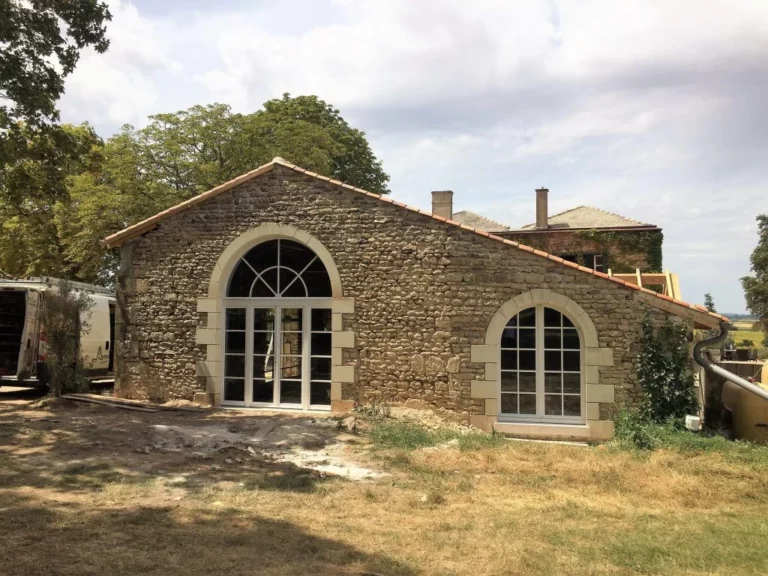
[637,309,698,422]
[577,229,663,272]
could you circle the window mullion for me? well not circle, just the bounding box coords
[245,307,253,407]
[302,305,310,409]
[275,305,281,405]
[536,305,544,417]
[277,239,281,296]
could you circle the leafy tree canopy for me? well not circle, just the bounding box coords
[0,95,390,285]
[0,123,103,279]
[741,214,768,333]
[704,293,716,313]
[0,0,111,126]
[0,0,111,213]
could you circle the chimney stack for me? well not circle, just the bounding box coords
[432,190,453,220]
[535,187,549,229]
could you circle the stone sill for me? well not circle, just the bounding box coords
[494,421,592,440]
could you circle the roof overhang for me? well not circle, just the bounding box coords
[101,157,726,329]
[505,226,662,234]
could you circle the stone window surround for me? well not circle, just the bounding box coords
[193,224,356,411]
[470,289,615,440]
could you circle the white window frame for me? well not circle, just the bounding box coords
[497,305,586,425]
[229,238,331,298]
[221,298,334,411]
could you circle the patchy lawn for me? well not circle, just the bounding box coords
[1,392,768,576]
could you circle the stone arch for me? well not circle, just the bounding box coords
[207,223,343,299]
[469,289,615,440]
[195,223,356,410]
[484,289,598,348]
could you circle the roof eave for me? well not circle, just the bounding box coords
[102,161,280,248]
[100,158,724,327]
[508,225,661,234]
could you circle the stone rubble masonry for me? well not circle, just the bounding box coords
[115,165,677,440]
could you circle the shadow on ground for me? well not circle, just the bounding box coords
[0,492,414,576]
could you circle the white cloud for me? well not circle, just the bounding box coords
[57,0,768,312]
[59,0,182,127]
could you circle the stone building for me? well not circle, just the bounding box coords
[449,189,664,273]
[103,158,723,440]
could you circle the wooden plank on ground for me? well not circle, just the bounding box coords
[62,394,159,413]
[66,393,206,413]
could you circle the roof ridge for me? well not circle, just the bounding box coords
[582,204,650,226]
[520,205,586,228]
[451,209,510,232]
[545,205,586,220]
[102,157,724,327]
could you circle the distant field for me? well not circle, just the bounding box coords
[731,321,766,347]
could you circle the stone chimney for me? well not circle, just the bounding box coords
[535,187,549,229]
[432,190,453,219]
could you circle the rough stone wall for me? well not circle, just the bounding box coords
[116,165,671,412]
[499,229,663,272]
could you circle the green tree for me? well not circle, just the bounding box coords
[127,98,389,199]
[704,293,716,313]
[0,123,104,279]
[741,215,768,333]
[260,94,389,194]
[1,0,111,212]
[0,96,390,285]
[62,97,390,282]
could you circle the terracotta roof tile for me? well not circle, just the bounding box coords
[102,157,725,327]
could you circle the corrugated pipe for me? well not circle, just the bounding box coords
[692,321,768,402]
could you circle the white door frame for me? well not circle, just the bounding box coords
[221,298,333,410]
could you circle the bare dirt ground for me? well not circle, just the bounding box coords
[0,386,381,487]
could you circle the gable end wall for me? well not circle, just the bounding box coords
[116,165,671,421]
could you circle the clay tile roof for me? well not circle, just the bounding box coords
[102,157,724,329]
[451,211,510,232]
[519,205,655,230]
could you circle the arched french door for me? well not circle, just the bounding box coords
[222,238,334,410]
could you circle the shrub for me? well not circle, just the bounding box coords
[40,281,93,396]
[638,310,698,422]
[614,409,657,450]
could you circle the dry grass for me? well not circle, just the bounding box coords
[1,399,768,575]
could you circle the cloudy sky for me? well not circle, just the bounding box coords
[58,0,768,313]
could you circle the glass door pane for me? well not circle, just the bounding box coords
[252,308,276,404]
[542,307,581,418]
[309,309,332,407]
[223,308,246,404]
[279,307,303,406]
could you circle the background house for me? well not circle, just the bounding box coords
[438,189,664,274]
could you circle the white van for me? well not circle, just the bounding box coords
[0,277,115,387]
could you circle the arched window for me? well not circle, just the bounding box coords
[500,306,583,422]
[222,238,333,410]
[227,239,332,298]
